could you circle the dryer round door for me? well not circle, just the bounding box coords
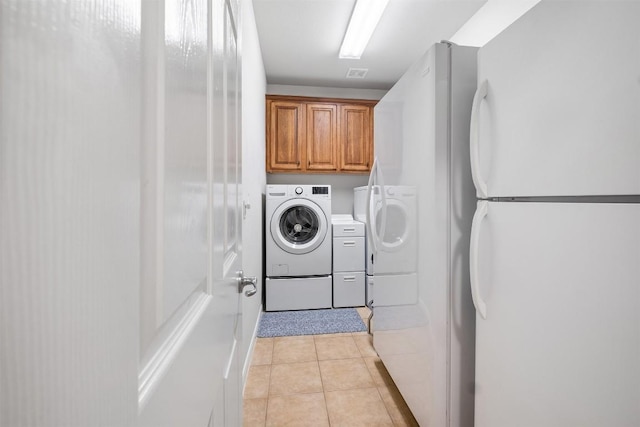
[271,199,328,254]
[375,198,413,253]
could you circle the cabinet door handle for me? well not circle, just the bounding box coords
[342,276,356,281]
[342,227,355,232]
[342,241,356,247]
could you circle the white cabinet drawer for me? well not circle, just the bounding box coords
[333,272,365,308]
[265,276,332,311]
[332,221,365,237]
[333,237,365,272]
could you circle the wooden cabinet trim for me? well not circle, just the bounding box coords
[266,94,377,108]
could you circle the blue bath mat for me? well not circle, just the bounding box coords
[257,308,367,338]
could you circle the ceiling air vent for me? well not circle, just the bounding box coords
[346,68,368,79]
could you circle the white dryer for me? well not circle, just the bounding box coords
[354,185,417,275]
[265,185,332,311]
[354,185,418,307]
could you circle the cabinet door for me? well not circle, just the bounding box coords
[306,103,337,171]
[267,101,304,171]
[339,104,372,172]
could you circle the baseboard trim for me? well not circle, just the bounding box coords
[242,306,263,391]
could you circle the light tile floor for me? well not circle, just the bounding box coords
[243,307,419,426]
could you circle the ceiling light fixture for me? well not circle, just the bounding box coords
[339,0,390,59]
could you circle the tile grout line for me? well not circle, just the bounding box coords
[374,383,397,426]
[312,334,332,427]
[317,334,337,427]
[264,340,274,426]
[357,333,402,425]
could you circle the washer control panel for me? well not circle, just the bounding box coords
[288,185,330,198]
[266,185,331,199]
[312,186,329,195]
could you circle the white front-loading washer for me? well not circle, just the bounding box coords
[265,184,332,311]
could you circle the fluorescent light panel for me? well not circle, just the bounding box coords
[339,0,390,59]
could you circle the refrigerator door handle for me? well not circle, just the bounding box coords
[377,161,388,251]
[366,158,379,253]
[470,79,489,199]
[470,200,488,319]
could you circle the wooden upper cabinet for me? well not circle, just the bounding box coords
[306,103,337,171]
[266,95,376,174]
[339,104,372,172]
[267,100,304,172]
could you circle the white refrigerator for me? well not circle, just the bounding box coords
[368,42,479,426]
[470,2,640,426]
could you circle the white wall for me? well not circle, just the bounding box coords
[265,84,386,215]
[241,0,267,384]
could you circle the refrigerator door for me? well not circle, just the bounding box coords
[372,44,444,427]
[471,201,640,426]
[472,2,640,198]
[373,43,478,427]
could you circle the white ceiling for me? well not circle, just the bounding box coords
[252,0,486,90]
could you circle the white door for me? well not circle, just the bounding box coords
[0,0,248,425]
[470,201,640,426]
[140,0,246,424]
[472,1,640,199]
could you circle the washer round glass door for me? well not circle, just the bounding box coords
[271,198,328,254]
[374,198,412,252]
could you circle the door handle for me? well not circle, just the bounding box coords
[365,158,379,253]
[470,201,488,319]
[365,157,388,254]
[470,79,489,199]
[243,200,251,220]
[377,164,388,251]
[236,270,257,297]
